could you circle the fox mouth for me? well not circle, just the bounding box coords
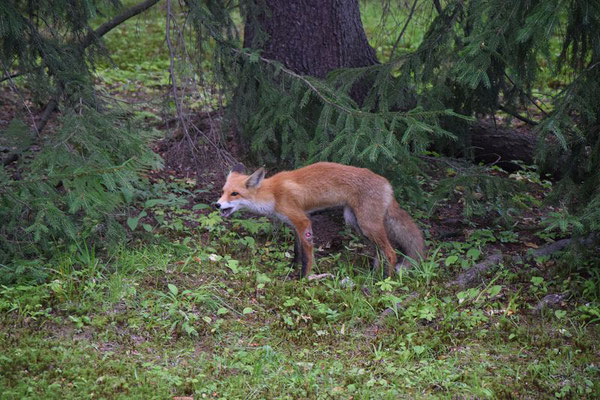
[219,207,234,218]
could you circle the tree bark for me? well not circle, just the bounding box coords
[469,121,570,177]
[244,0,379,79]
[469,121,536,170]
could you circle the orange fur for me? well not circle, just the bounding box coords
[216,162,425,277]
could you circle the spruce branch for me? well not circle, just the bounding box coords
[0,61,40,137]
[27,0,162,138]
[0,71,27,83]
[0,158,136,189]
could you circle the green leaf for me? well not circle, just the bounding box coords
[531,276,544,286]
[488,285,502,297]
[242,307,254,315]
[127,211,147,231]
[554,310,566,319]
[168,284,178,296]
[466,248,481,260]
[444,255,459,266]
[227,259,240,273]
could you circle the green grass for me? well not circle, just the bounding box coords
[2,179,599,398]
[92,1,170,90]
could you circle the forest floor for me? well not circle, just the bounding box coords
[1,2,600,399]
[2,94,600,399]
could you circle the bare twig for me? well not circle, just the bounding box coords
[165,0,235,170]
[0,70,28,84]
[390,0,419,60]
[504,73,549,117]
[1,60,40,136]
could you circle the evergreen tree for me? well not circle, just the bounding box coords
[0,0,161,271]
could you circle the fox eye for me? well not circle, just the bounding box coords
[231,191,239,196]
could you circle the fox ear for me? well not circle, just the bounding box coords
[230,163,246,174]
[246,167,266,189]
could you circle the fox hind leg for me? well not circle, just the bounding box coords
[353,209,397,278]
[345,206,383,271]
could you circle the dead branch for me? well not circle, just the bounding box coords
[80,0,161,50]
[530,234,599,258]
[499,105,538,126]
[447,253,503,289]
[390,0,419,60]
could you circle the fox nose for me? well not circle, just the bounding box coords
[214,202,221,209]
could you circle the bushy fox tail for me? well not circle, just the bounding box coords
[384,199,425,264]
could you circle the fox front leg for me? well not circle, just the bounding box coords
[287,213,314,278]
[299,226,314,278]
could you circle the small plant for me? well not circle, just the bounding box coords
[154,282,223,337]
[530,276,548,296]
[408,247,441,285]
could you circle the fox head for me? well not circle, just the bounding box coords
[215,164,267,218]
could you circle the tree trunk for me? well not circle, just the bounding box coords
[469,121,568,177]
[469,121,536,170]
[244,0,379,79]
[242,1,556,175]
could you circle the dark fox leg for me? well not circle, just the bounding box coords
[291,232,302,267]
[352,208,397,278]
[288,214,314,278]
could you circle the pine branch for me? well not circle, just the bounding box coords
[0,61,40,136]
[1,158,135,189]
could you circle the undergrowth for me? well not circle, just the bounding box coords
[1,175,599,399]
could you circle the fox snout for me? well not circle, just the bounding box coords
[215,200,236,218]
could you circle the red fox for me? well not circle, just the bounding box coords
[216,162,425,278]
